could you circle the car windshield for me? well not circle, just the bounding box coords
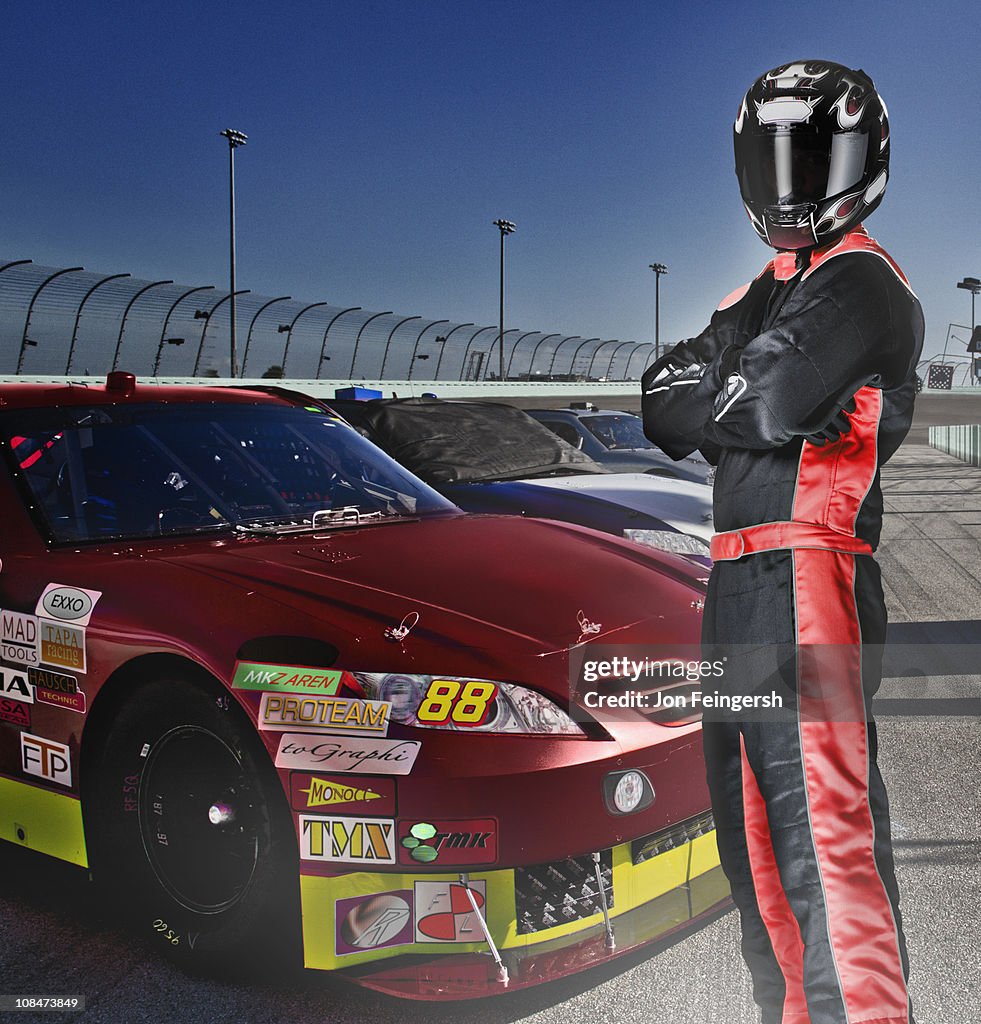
[1,401,457,543]
[581,414,657,451]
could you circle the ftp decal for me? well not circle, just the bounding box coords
[21,732,72,786]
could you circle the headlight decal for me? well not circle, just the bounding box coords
[353,673,584,735]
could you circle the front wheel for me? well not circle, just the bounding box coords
[87,671,300,970]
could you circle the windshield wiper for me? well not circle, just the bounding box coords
[234,506,413,536]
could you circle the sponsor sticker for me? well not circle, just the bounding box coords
[35,584,102,626]
[21,732,72,786]
[259,692,390,735]
[0,610,39,667]
[29,667,85,713]
[275,734,420,776]
[299,814,396,864]
[232,661,343,696]
[290,773,396,814]
[398,819,497,866]
[335,891,413,955]
[0,696,30,727]
[39,620,86,673]
[0,665,34,704]
[414,880,487,943]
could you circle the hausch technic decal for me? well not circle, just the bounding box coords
[232,661,343,696]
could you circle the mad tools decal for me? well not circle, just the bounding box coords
[0,610,39,667]
[289,773,396,815]
[275,734,420,776]
[299,815,396,865]
[258,692,390,735]
[398,819,497,866]
[414,880,487,943]
[335,891,413,955]
[21,732,72,786]
[35,584,102,627]
[232,661,343,696]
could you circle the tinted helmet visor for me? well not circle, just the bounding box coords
[737,128,873,208]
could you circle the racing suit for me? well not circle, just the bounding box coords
[642,226,923,1024]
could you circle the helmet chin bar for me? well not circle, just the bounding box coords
[763,204,819,251]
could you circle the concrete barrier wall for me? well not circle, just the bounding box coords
[929,424,981,466]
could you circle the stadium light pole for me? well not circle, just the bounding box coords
[649,262,668,361]
[957,277,981,385]
[493,219,516,381]
[220,128,247,377]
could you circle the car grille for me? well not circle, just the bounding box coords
[631,809,716,865]
[514,850,613,935]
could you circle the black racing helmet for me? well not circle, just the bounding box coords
[734,60,890,251]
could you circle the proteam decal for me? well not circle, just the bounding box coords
[298,815,396,865]
[258,692,390,735]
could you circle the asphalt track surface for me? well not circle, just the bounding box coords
[1,400,979,1024]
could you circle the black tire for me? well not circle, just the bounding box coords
[87,669,300,972]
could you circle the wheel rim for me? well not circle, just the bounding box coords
[138,725,261,914]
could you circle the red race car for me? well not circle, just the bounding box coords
[0,374,725,998]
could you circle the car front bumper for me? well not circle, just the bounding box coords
[298,819,727,998]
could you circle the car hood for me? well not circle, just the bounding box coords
[162,513,704,678]
[519,473,715,540]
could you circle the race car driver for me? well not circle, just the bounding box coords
[642,61,923,1024]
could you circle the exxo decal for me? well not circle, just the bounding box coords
[35,584,102,626]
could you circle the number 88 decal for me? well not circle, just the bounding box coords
[417,679,499,727]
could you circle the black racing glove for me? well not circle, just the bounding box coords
[803,397,857,446]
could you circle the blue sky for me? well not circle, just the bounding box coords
[2,0,979,368]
